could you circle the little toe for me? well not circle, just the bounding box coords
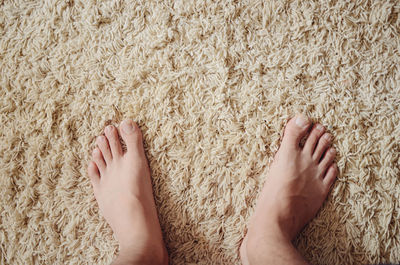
[313,133,331,161]
[120,119,144,156]
[88,161,100,187]
[96,135,112,164]
[104,125,123,158]
[282,114,311,148]
[303,124,325,155]
[319,147,336,175]
[323,163,338,191]
[92,147,106,173]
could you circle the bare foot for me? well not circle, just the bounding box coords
[88,120,168,265]
[240,115,338,265]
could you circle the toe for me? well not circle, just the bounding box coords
[313,133,331,161]
[319,147,336,175]
[282,114,311,148]
[120,119,144,156]
[105,125,123,158]
[88,161,100,187]
[96,135,112,164]
[323,163,338,191]
[303,123,325,155]
[92,147,106,173]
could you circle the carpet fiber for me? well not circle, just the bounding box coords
[1,0,399,264]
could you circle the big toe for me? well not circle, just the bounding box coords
[282,114,311,148]
[120,119,144,156]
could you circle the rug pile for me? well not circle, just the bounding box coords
[0,0,399,264]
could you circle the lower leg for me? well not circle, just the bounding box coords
[241,115,338,265]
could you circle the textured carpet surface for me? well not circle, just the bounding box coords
[1,0,400,264]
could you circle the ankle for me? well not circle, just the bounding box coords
[118,242,168,265]
[249,212,293,240]
[247,226,289,252]
[246,232,307,265]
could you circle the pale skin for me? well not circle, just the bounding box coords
[88,115,338,265]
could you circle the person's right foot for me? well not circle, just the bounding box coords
[240,115,338,265]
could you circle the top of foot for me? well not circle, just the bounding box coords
[241,115,338,264]
[88,120,168,265]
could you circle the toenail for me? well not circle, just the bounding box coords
[122,120,135,134]
[106,125,113,133]
[295,116,309,128]
[97,136,104,142]
[324,134,331,140]
[316,124,324,131]
[330,148,336,154]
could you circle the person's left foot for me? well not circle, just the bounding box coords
[88,120,168,265]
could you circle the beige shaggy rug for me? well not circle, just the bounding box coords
[1,0,399,264]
